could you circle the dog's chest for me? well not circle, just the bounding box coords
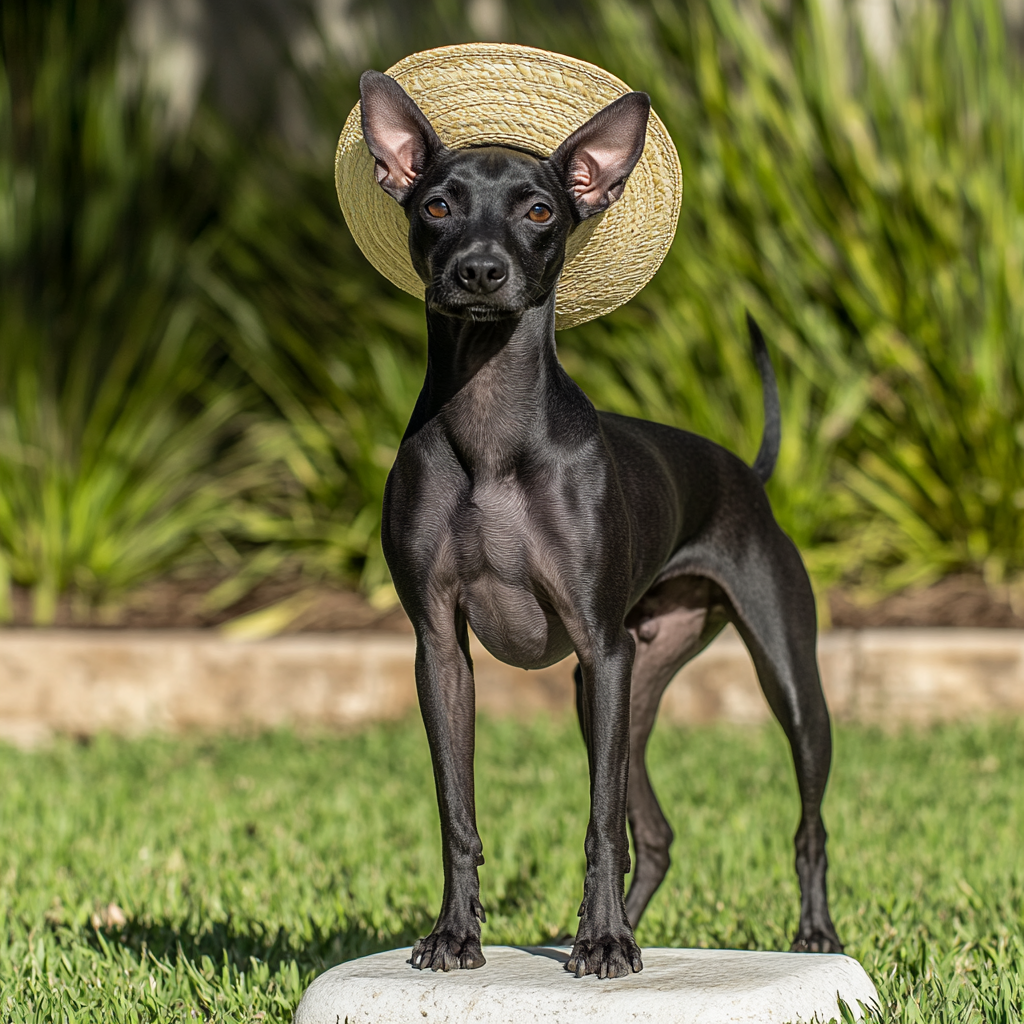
[456,475,531,571]
[451,474,575,668]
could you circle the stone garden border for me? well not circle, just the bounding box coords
[1,626,1022,747]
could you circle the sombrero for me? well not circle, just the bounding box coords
[335,43,682,330]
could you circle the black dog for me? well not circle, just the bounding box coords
[358,70,842,980]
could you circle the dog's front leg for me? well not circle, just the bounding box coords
[568,630,644,979]
[410,611,487,971]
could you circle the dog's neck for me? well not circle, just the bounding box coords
[407,292,568,475]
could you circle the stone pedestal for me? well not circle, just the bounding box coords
[293,945,880,1024]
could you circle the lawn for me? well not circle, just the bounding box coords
[1,715,1022,1022]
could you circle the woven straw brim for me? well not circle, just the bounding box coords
[335,43,682,330]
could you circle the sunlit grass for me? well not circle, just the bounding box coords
[1,718,1022,1021]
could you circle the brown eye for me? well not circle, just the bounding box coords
[528,204,552,223]
[426,199,449,218]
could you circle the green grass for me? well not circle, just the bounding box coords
[1,717,1022,1021]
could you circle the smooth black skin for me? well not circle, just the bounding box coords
[358,70,843,979]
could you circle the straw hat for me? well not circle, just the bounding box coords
[335,43,682,330]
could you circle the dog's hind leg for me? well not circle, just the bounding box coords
[748,632,842,953]
[741,623,841,951]
[678,532,843,953]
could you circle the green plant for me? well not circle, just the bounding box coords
[219,0,1024,605]
[4,0,1023,617]
[188,106,427,599]
[832,0,1024,589]
[0,2,263,622]
[236,0,1024,602]
[548,0,1024,593]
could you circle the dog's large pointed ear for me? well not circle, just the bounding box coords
[549,92,650,220]
[359,70,446,204]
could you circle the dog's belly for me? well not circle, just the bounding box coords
[462,579,574,669]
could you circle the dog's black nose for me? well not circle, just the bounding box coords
[456,253,508,293]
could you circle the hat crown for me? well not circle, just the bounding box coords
[336,43,682,329]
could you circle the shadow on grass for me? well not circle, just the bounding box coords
[79,912,433,976]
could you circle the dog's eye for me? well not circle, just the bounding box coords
[426,199,449,218]
[528,204,552,223]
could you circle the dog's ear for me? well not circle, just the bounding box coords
[359,70,446,204]
[550,92,650,220]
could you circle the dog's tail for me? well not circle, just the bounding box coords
[746,311,781,485]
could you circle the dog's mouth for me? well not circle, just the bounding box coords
[426,288,528,322]
[430,301,520,322]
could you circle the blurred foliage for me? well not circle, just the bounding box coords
[1,0,1022,621]
[0,0,422,619]
[548,0,1024,594]
[0,1,254,622]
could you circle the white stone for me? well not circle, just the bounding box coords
[293,945,880,1024]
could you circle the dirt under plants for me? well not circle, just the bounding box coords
[826,573,1024,630]
[4,571,1022,633]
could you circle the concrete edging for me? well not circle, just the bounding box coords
[1,626,1023,746]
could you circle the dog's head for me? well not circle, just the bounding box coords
[358,71,649,321]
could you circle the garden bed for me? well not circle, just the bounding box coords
[3,575,1024,749]
[4,572,1023,632]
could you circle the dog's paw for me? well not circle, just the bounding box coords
[565,935,643,979]
[791,931,844,954]
[410,930,486,972]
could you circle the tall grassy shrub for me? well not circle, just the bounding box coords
[242,0,1024,599]
[547,0,1024,592]
[2,0,1021,618]
[0,3,425,616]
[0,2,262,622]
[187,109,427,600]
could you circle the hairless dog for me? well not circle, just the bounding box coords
[358,70,842,980]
